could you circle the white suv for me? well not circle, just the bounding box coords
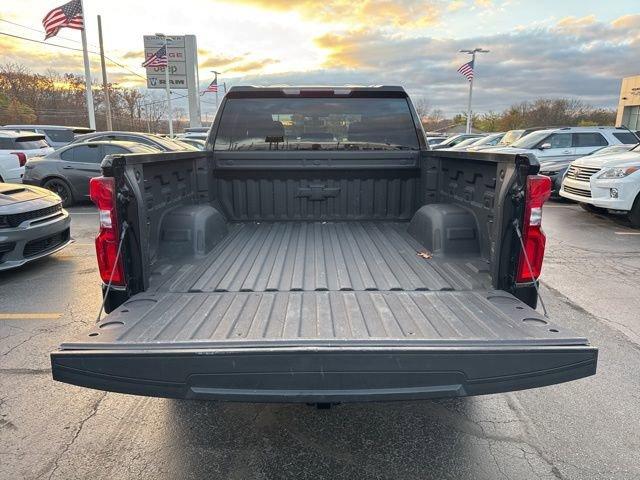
[486,127,639,197]
[560,147,640,227]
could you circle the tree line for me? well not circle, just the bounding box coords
[0,63,182,132]
[414,97,617,133]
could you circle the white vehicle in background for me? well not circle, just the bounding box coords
[560,147,640,227]
[0,125,94,149]
[461,132,505,151]
[425,135,448,146]
[485,126,638,197]
[0,131,54,183]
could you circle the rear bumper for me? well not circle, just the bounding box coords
[52,344,598,402]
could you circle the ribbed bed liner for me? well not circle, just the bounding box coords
[149,221,492,294]
[63,221,586,349]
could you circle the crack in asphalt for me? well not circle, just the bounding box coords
[38,391,108,480]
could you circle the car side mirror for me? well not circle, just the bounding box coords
[539,143,552,150]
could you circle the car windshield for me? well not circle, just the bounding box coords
[510,130,551,149]
[149,135,198,151]
[498,130,524,146]
[472,133,503,146]
[454,137,484,148]
[214,97,420,151]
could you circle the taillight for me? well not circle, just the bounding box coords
[11,152,27,167]
[516,175,552,283]
[89,176,126,286]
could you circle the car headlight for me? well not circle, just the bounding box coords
[598,165,640,179]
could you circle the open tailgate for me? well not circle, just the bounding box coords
[51,290,597,402]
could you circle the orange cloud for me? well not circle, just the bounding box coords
[199,54,247,69]
[227,58,280,73]
[221,0,443,28]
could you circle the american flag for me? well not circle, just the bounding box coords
[42,0,84,40]
[203,78,218,93]
[457,60,474,82]
[142,45,168,68]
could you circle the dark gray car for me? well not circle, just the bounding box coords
[70,131,197,152]
[0,182,72,271]
[22,141,157,207]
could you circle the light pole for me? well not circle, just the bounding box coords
[156,33,174,137]
[459,48,489,134]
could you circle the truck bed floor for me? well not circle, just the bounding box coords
[149,221,492,294]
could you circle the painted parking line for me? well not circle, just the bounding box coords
[0,313,62,320]
[614,231,640,235]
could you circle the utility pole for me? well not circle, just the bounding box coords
[79,0,96,129]
[459,48,489,134]
[156,33,173,137]
[97,15,112,130]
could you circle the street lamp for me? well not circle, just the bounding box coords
[459,48,489,134]
[156,32,174,137]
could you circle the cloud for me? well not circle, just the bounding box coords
[241,13,639,115]
[222,0,443,28]
[122,50,144,60]
[227,58,280,73]
[199,54,247,69]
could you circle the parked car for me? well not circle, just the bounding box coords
[464,132,506,151]
[425,135,448,146]
[0,182,72,271]
[487,127,638,197]
[0,131,54,183]
[443,135,488,151]
[179,137,206,150]
[0,125,94,149]
[51,85,597,404]
[23,141,158,207]
[71,131,198,152]
[182,126,209,139]
[430,133,484,149]
[560,147,640,227]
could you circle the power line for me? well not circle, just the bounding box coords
[0,29,146,81]
[0,18,99,48]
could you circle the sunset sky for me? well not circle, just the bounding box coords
[1,0,639,116]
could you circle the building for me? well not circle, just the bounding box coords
[616,75,640,130]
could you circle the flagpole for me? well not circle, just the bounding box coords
[97,15,112,130]
[459,48,489,134]
[79,0,96,129]
[465,53,475,135]
[157,33,173,138]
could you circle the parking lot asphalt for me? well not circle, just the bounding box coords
[1,202,640,480]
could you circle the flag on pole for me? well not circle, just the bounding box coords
[457,60,474,82]
[42,0,84,40]
[142,45,168,68]
[202,76,218,95]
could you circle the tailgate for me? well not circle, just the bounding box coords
[51,290,597,402]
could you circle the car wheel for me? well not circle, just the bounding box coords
[579,203,607,215]
[628,195,640,229]
[43,178,74,207]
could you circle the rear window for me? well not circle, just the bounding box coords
[214,97,420,151]
[612,132,639,144]
[14,137,50,150]
[44,129,75,143]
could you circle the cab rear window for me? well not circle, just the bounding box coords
[214,97,420,151]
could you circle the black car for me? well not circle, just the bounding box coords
[70,131,198,152]
[22,141,157,207]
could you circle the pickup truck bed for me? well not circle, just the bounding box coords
[51,86,596,402]
[53,220,595,402]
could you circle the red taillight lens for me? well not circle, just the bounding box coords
[12,152,27,167]
[89,176,126,286]
[516,175,552,283]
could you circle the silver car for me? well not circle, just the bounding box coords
[0,183,72,271]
